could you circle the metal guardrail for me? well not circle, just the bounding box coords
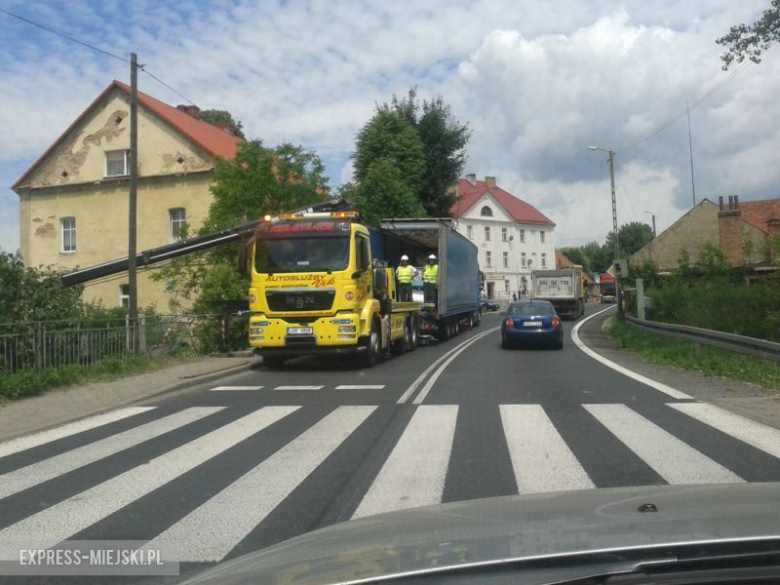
[625,315,780,363]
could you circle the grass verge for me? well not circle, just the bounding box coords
[0,351,199,403]
[608,319,780,393]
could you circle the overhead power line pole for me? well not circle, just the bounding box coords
[128,52,139,352]
[687,100,696,207]
[607,150,624,316]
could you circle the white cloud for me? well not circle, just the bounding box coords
[1,0,778,257]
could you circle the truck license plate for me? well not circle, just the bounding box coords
[287,327,313,335]
[523,321,543,327]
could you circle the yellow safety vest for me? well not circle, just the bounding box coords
[396,265,413,284]
[423,264,438,283]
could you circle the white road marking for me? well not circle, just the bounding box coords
[210,386,263,391]
[571,307,693,400]
[0,407,224,500]
[584,404,743,484]
[0,407,155,459]
[670,403,780,459]
[500,405,594,493]
[412,327,500,404]
[274,385,324,391]
[0,406,299,554]
[335,385,385,390]
[146,406,376,562]
[398,326,501,404]
[353,405,457,518]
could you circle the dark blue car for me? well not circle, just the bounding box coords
[501,300,563,350]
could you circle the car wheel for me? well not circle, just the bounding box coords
[501,334,511,350]
[555,337,563,350]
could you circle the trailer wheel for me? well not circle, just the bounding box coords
[438,319,450,342]
[360,319,381,368]
[474,311,481,326]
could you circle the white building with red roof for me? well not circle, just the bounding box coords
[450,174,556,300]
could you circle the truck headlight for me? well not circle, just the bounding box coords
[338,326,356,333]
[250,327,264,335]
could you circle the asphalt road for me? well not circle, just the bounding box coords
[3,303,780,584]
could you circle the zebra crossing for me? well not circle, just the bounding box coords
[1,401,780,565]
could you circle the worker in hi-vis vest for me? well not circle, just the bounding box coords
[395,255,418,302]
[423,254,439,309]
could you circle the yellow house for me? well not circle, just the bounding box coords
[13,81,243,312]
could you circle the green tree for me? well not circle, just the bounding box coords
[606,222,654,256]
[355,159,425,227]
[0,252,83,325]
[717,0,780,69]
[582,240,613,273]
[383,89,470,216]
[198,109,246,139]
[352,110,426,197]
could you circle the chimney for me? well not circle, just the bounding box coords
[485,176,496,189]
[718,194,743,266]
[465,173,476,187]
[176,104,201,119]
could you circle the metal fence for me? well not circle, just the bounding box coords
[0,313,249,375]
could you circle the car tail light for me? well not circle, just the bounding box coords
[552,317,561,328]
[506,317,514,328]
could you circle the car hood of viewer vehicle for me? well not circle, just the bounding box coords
[184,484,780,585]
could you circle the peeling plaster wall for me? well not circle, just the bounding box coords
[26,89,212,189]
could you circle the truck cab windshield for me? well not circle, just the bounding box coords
[254,236,350,273]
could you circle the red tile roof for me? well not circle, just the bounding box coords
[556,251,574,268]
[740,198,780,233]
[451,178,555,226]
[13,81,243,190]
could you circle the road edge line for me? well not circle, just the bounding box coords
[571,306,693,400]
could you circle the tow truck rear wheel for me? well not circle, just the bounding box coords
[409,315,419,350]
[391,319,408,355]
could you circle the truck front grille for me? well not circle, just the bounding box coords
[266,289,335,311]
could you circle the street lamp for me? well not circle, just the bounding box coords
[588,145,623,315]
[644,211,656,238]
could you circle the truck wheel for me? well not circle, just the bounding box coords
[409,316,419,350]
[263,356,286,369]
[474,311,482,326]
[361,320,380,367]
[438,319,450,342]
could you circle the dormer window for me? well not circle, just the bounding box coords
[480,206,493,217]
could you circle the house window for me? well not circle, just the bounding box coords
[169,208,187,242]
[119,284,130,308]
[503,251,509,268]
[466,225,473,240]
[60,217,76,253]
[540,230,546,243]
[521,252,527,267]
[485,226,491,241]
[542,253,547,268]
[486,251,492,267]
[502,227,508,242]
[505,280,510,292]
[481,206,493,217]
[531,230,536,242]
[520,229,525,243]
[105,150,129,177]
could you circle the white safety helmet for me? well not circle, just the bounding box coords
[428,254,437,260]
[400,255,409,261]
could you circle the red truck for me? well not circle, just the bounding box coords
[598,273,616,303]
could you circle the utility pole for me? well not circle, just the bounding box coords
[645,211,657,238]
[607,150,623,316]
[687,100,696,207]
[128,53,139,352]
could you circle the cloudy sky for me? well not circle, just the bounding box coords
[1,0,778,253]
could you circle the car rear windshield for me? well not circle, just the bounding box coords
[510,303,553,316]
